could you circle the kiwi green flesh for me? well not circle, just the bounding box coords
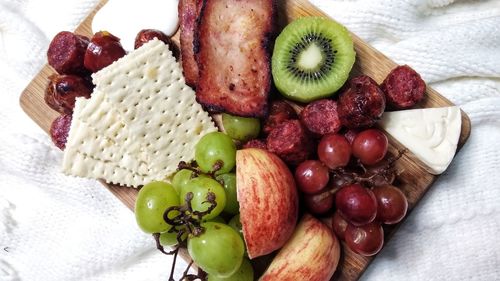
[272,17,356,103]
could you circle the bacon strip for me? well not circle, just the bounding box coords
[195,0,275,118]
[178,0,202,87]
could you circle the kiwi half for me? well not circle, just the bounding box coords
[272,17,356,102]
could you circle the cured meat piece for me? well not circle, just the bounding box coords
[263,100,298,135]
[134,29,180,59]
[84,31,126,73]
[381,65,426,109]
[50,114,72,150]
[300,99,341,136]
[243,139,267,150]
[47,31,90,75]
[266,120,313,165]
[179,0,203,87]
[45,74,93,114]
[195,0,275,118]
[338,75,386,129]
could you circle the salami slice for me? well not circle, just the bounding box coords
[50,114,72,150]
[381,65,426,109]
[266,120,313,165]
[338,75,386,129]
[243,139,267,150]
[47,31,90,75]
[44,75,93,114]
[300,99,341,136]
[263,100,298,135]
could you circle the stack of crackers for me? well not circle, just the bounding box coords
[62,39,217,187]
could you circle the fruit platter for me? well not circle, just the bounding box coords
[19,0,471,280]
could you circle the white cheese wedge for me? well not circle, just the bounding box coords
[378,106,462,175]
[92,0,179,51]
[62,39,217,187]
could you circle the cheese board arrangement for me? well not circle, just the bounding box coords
[19,0,471,280]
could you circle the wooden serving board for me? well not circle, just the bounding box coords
[19,0,471,280]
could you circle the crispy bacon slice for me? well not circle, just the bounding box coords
[195,0,275,118]
[179,0,202,87]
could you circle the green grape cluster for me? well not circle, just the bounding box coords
[134,131,254,280]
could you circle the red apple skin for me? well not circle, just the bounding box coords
[236,148,299,259]
[259,214,341,281]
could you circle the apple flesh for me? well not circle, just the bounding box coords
[259,214,341,281]
[236,148,298,259]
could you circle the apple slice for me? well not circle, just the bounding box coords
[260,214,341,281]
[236,148,299,258]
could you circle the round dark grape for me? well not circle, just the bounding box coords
[352,129,388,165]
[304,192,334,215]
[294,160,330,194]
[335,184,377,226]
[372,185,408,224]
[345,222,384,256]
[317,134,352,169]
[332,211,348,241]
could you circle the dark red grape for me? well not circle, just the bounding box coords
[304,192,334,215]
[352,129,388,165]
[294,160,330,194]
[335,184,377,226]
[318,134,352,169]
[332,211,348,240]
[345,222,384,256]
[373,185,408,224]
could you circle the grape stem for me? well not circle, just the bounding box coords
[151,190,216,281]
[331,149,407,188]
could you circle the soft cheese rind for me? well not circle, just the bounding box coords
[379,106,461,174]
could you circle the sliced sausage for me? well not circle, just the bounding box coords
[266,120,313,165]
[45,75,93,114]
[300,99,341,136]
[47,31,90,75]
[50,114,72,150]
[84,31,126,73]
[243,139,267,150]
[263,100,298,135]
[381,65,426,109]
[338,75,386,129]
[134,29,180,59]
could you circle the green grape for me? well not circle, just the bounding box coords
[206,216,226,224]
[228,214,244,241]
[221,113,261,141]
[180,177,226,220]
[188,222,244,278]
[216,173,239,215]
[159,229,187,247]
[172,169,194,195]
[135,181,179,234]
[207,257,253,281]
[195,132,236,175]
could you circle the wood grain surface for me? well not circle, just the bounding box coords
[19,0,471,280]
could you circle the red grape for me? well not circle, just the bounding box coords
[352,129,388,165]
[317,134,352,169]
[294,160,330,194]
[335,184,377,226]
[345,222,384,256]
[304,192,334,215]
[373,185,408,224]
[332,211,348,240]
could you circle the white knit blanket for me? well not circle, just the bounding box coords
[1,0,499,280]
